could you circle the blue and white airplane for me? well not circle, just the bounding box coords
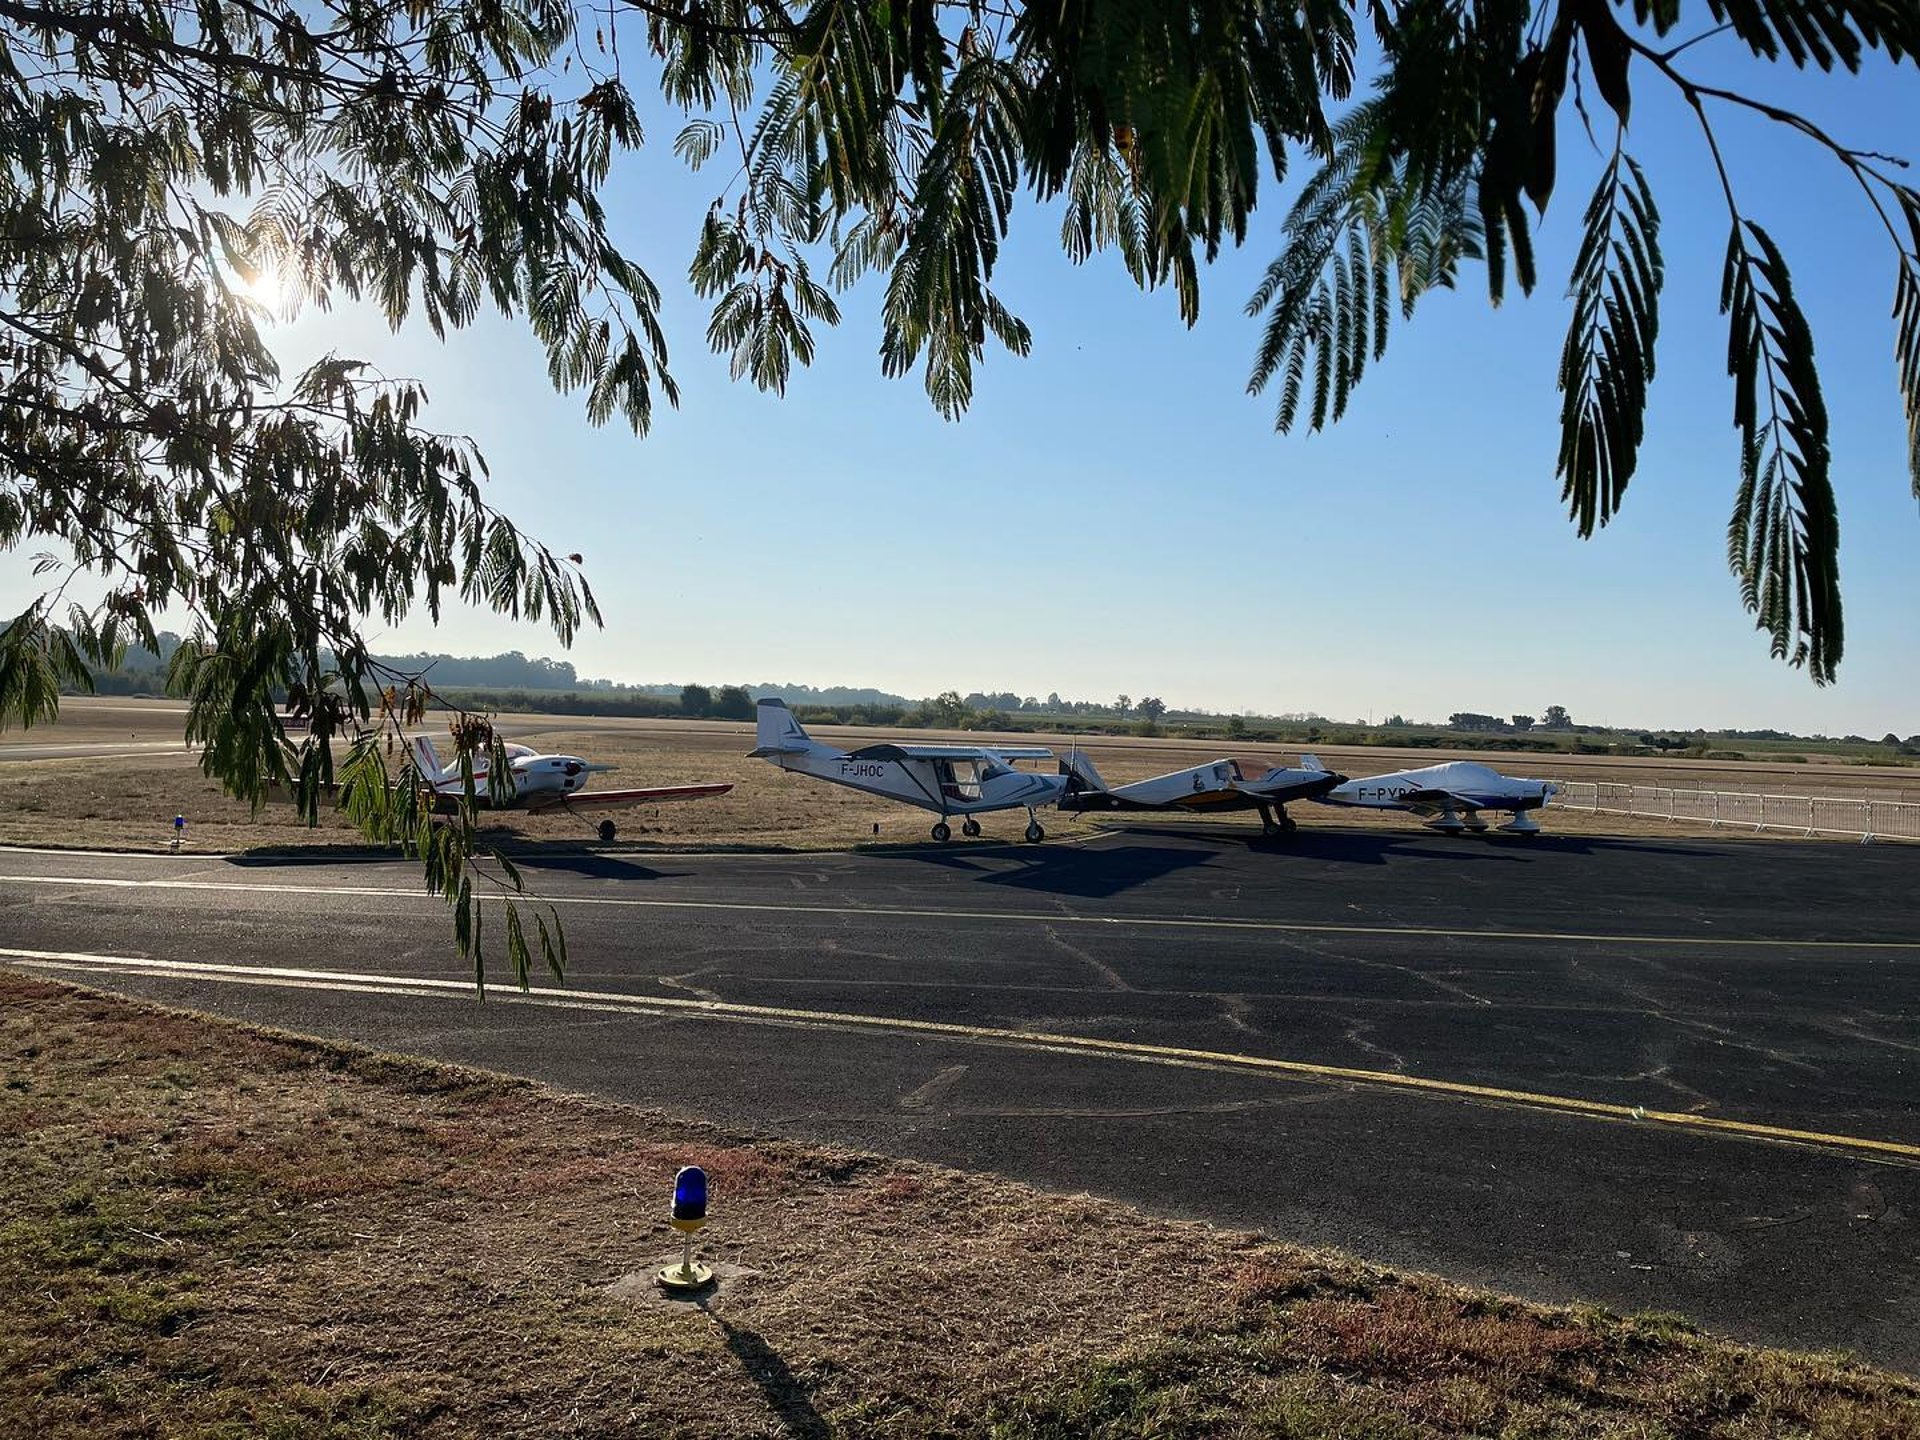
[750,699,1068,843]
[1301,754,1558,833]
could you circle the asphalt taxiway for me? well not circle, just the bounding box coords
[2,827,1916,1367]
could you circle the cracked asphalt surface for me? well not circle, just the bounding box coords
[2,825,1916,1368]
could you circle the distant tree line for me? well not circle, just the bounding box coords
[57,643,1914,753]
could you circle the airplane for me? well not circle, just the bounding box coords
[750,698,1068,843]
[1056,752,1346,836]
[409,732,731,841]
[1300,753,1558,833]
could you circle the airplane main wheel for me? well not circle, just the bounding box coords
[1280,814,1298,834]
[1024,822,1045,844]
[962,818,981,837]
[598,819,618,842]
[932,822,952,843]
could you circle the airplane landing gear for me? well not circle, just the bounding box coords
[598,819,618,842]
[1023,809,1045,844]
[962,818,982,838]
[932,821,952,843]
[1257,804,1299,837]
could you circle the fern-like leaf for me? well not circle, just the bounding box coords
[1557,147,1662,537]
[1893,187,1920,502]
[1247,98,1482,432]
[1721,221,1841,681]
[1704,0,1920,72]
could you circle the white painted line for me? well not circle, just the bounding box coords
[1,868,1914,951]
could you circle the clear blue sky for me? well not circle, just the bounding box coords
[22,28,1919,734]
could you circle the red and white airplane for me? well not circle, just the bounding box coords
[409,733,731,841]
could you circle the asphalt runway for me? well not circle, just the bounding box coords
[2,827,1917,1368]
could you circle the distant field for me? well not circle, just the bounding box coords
[3,697,1917,853]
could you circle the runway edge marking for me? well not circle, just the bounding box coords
[2,871,1916,951]
[6,947,1918,1166]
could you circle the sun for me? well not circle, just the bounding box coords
[226,256,287,318]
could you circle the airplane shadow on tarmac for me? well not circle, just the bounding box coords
[1068,822,1722,865]
[883,841,1217,899]
[866,825,1721,898]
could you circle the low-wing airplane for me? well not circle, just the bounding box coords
[1057,752,1345,836]
[750,698,1067,842]
[1301,753,1558,833]
[409,733,731,841]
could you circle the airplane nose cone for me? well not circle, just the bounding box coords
[563,761,584,777]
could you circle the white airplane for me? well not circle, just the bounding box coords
[1301,753,1558,833]
[750,699,1068,843]
[1057,752,1346,836]
[409,733,731,841]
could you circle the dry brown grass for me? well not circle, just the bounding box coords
[4,697,1916,854]
[3,971,1915,1438]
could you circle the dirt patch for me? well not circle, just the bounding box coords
[3,972,1916,1437]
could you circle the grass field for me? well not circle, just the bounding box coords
[4,971,1916,1438]
[5,698,1919,854]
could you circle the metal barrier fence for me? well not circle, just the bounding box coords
[1554,781,1920,843]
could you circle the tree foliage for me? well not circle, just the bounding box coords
[2,0,1916,976]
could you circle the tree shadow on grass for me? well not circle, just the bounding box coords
[224,843,678,882]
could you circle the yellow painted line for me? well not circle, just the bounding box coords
[7,947,1918,1165]
[1,871,1915,951]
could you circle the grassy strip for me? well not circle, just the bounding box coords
[2,971,1915,1437]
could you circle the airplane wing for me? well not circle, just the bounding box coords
[524,783,734,812]
[1235,770,1345,804]
[849,743,1055,761]
[1395,787,1485,813]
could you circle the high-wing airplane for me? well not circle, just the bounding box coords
[750,699,1068,842]
[1057,752,1345,835]
[1301,754,1558,833]
[409,733,731,841]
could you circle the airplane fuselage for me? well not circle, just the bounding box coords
[1318,761,1554,812]
[421,749,599,808]
[769,750,1065,816]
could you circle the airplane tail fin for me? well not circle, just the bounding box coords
[410,733,447,783]
[1058,750,1109,796]
[1299,753,1327,773]
[749,698,837,758]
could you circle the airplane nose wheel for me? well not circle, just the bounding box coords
[1024,819,1045,844]
[597,819,618,843]
[931,821,952,843]
[961,818,982,838]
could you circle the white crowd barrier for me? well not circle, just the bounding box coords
[1554,781,1920,843]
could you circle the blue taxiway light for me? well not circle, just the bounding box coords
[672,1165,708,1224]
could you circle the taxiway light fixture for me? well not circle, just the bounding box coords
[657,1165,714,1292]
[171,814,186,850]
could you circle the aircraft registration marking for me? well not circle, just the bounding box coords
[5,945,1918,1166]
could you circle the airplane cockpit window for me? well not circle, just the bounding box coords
[935,759,984,802]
